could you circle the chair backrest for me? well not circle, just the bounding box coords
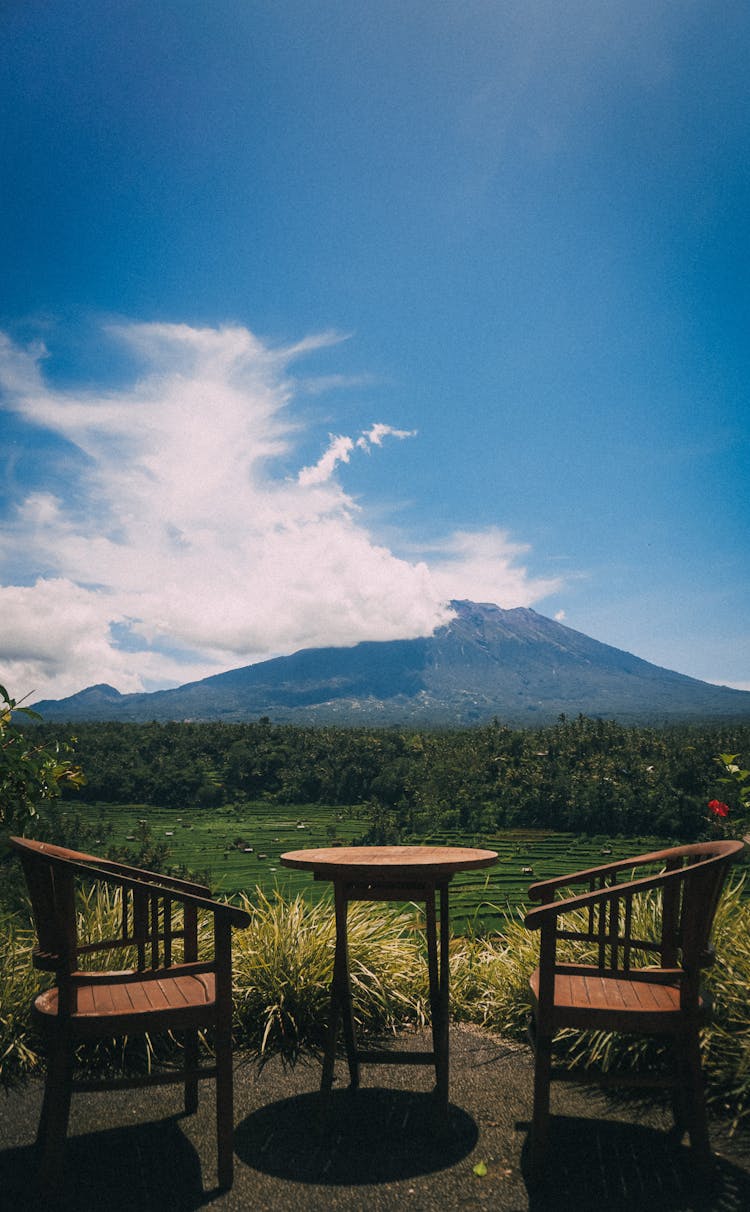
[526,839,744,984]
[10,837,84,969]
[10,836,249,983]
[668,841,740,972]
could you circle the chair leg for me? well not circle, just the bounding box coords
[184,1028,199,1114]
[215,1029,234,1190]
[670,1035,689,1138]
[683,1030,711,1162]
[530,1026,553,1177]
[37,1034,74,1193]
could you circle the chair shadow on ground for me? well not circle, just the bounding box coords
[520,1114,750,1212]
[0,1114,209,1212]
[234,1086,478,1185]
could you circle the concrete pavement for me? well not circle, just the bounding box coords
[1,1027,749,1211]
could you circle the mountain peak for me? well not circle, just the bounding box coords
[449,599,536,619]
[31,601,750,725]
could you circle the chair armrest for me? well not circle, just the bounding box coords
[527,840,744,903]
[80,861,252,928]
[73,854,212,897]
[524,864,686,929]
[31,850,252,929]
[526,846,683,903]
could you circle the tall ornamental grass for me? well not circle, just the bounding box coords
[2,879,750,1125]
[231,891,428,1061]
[0,909,41,1085]
[698,878,750,1126]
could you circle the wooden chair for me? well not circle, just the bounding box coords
[10,836,251,1193]
[524,839,744,1176]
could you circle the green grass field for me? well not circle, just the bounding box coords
[62,801,672,934]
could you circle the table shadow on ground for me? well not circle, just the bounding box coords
[521,1115,750,1212]
[234,1086,478,1185]
[0,1115,208,1212]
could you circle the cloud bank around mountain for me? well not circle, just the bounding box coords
[0,322,562,699]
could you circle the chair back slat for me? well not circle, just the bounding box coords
[121,888,129,944]
[679,856,732,974]
[150,892,160,968]
[184,902,198,963]
[622,896,633,971]
[132,886,149,970]
[596,879,607,968]
[660,864,682,967]
[164,895,173,967]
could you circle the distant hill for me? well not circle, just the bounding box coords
[30,601,750,726]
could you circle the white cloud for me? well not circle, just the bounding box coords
[357,423,417,448]
[298,422,417,487]
[0,322,562,700]
[424,529,563,608]
[297,434,356,487]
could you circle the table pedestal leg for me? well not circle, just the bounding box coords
[426,882,450,1118]
[321,881,360,1097]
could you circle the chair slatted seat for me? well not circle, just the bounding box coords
[10,836,251,1194]
[524,839,744,1177]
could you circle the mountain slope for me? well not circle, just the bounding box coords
[32,601,750,725]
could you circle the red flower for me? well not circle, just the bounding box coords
[708,799,730,819]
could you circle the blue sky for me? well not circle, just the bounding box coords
[1,1,748,701]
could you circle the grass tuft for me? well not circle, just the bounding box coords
[0,909,44,1086]
[231,891,427,1062]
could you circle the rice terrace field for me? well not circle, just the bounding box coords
[64,800,670,934]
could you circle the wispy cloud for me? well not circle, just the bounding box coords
[297,434,356,487]
[297,423,416,487]
[0,322,562,699]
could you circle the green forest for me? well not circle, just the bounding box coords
[29,714,750,842]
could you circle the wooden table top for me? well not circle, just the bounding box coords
[279,844,499,881]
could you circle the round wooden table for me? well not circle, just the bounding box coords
[280,845,498,1115]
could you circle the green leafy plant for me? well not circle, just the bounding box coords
[708,753,750,841]
[0,684,85,840]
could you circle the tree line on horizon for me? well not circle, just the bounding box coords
[26,715,750,842]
